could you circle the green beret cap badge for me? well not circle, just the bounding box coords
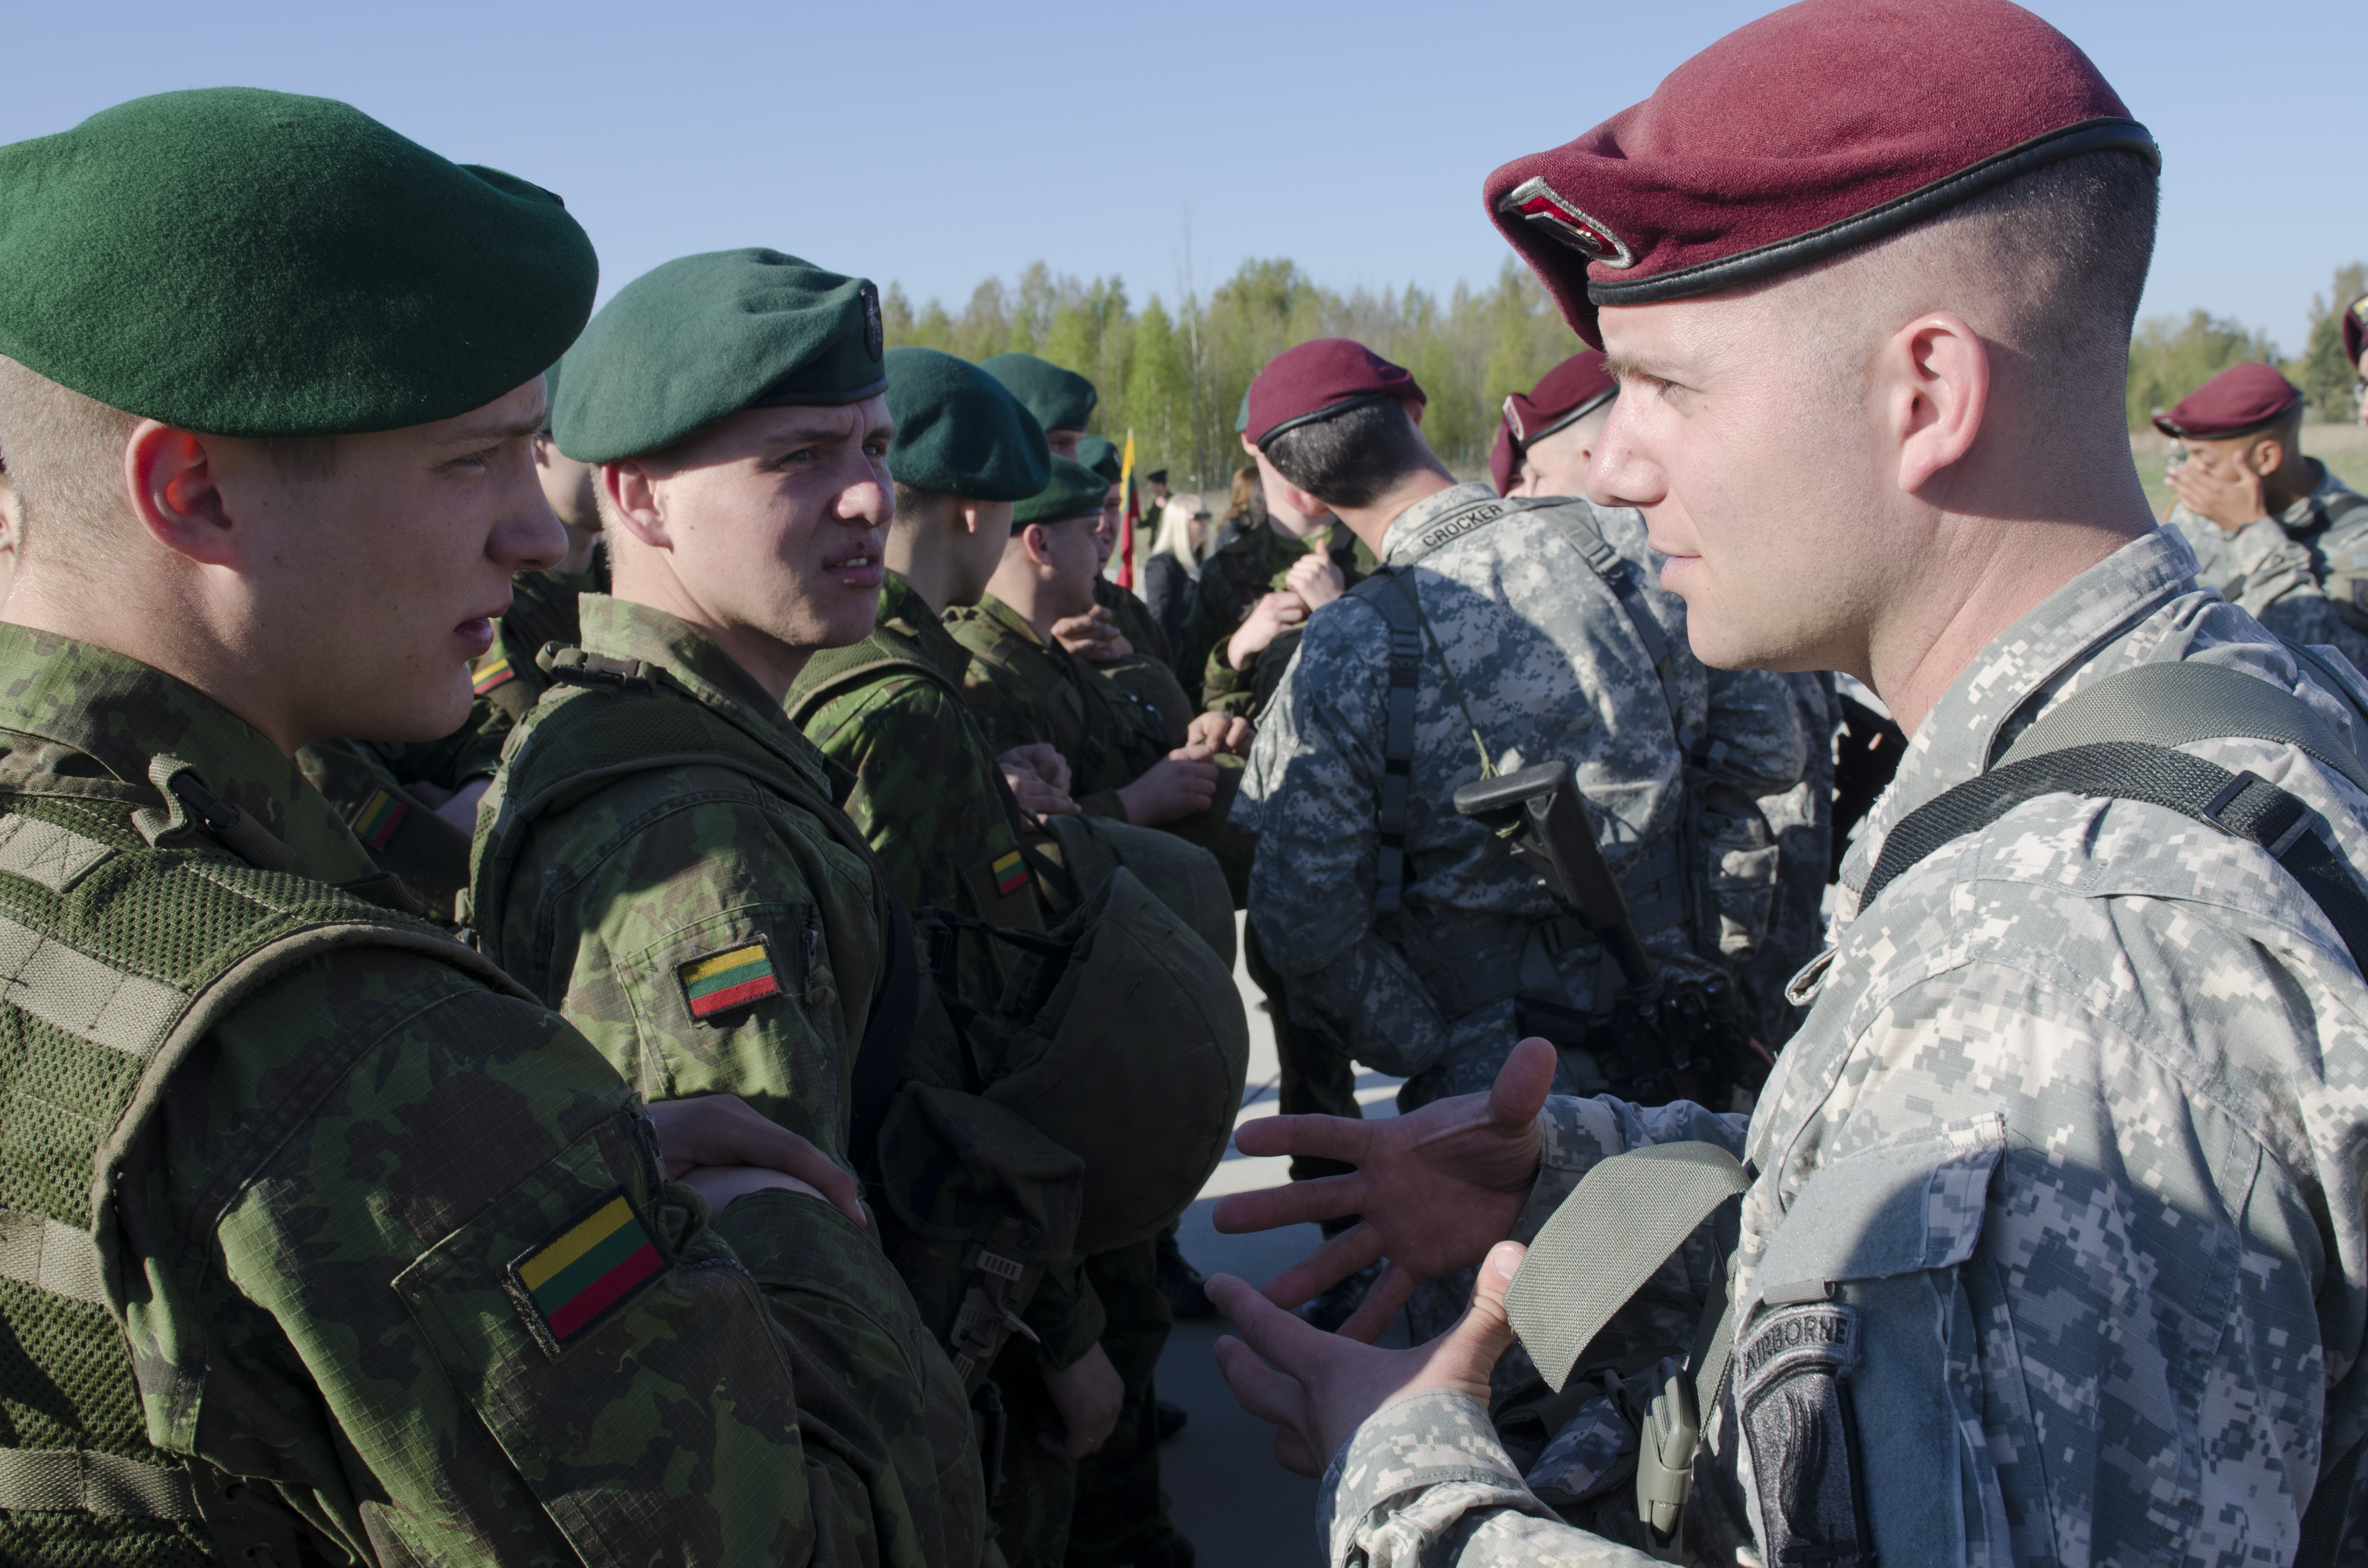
[1073,433,1123,487]
[979,353,1098,436]
[0,87,597,437]
[883,347,1051,502]
[1011,457,1112,530]
[556,248,888,464]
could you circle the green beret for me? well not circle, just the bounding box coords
[556,248,887,463]
[0,88,595,437]
[1011,458,1110,531]
[540,358,564,434]
[980,353,1098,434]
[1235,388,1252,434]
[884,348,1050,502]
[1074,434,1123,486]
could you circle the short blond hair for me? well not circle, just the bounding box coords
[0,355,136,576]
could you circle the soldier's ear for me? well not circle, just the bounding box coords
[600,459,672,551]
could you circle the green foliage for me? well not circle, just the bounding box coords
[2299,262,2368,426]
[2126,309,2283,430]
[883,257,1582,487]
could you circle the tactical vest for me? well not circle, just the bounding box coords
[0,755,523,1565]
[952,613,1172,796]
[1347,495,1777,1044]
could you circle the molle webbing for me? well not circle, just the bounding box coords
[785,634,961,727]
[0,782,492,1548]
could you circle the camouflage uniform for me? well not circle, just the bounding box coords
[1093,574,1172,668]
[1323,527,2368,1568]
[788,571,1116,1568]
[937,595,1196,1568]
[1235,484,1806,1111]
[0,623,982,1567]
[1737,672,1837,1047]
[2168,462,2368,670]
[1184,519,1378,718]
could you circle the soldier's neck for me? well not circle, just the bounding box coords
[1330,467,1458,558]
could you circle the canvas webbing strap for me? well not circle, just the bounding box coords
[1994,659,2368,795]
[0,1447,197,1519]
[2297,1431,2368,1568]
[1533,506,1684,737]
[1505,1140,1748,1394]
[0,1208,103,1307]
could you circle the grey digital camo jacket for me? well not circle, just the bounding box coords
[1324,527,2368,1568]
[1233,482,1805,1100]
[2168,462,2368,673]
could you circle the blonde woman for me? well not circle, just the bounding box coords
[1143,490,1212,657]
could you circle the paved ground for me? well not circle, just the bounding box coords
[1150,915,1407,1568]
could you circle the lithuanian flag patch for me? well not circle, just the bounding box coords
[351,789,408,850]
[508,1190,664,1350]
[992,849,1028,895]
[678,939,782,1019]
[471,653,515,696]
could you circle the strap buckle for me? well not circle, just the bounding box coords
[538,645,658,693]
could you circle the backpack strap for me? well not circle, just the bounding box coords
[784,637,963,727]
[1863,662,2368,975]
[1532,504,1684,737]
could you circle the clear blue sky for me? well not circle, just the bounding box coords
[6,0,2354,354]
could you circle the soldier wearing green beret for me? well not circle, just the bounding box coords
[789,347,1135,1568]
[0,88,968,1565]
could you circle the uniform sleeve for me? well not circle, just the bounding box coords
[161,955,901,1566]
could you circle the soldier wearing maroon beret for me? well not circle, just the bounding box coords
[1490,350,1618,498]
[2154,361,2368,671]
[1206,3,2368,1566]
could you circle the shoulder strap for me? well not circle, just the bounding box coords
[1862,665,2368,975]
[785,642,958,727]
[1531,503,1683,737]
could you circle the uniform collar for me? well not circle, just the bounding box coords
[0,623,380,883]
[877,573,976,686]
[1377,481,1503,565]
[970,592,1052,651]
[1841,527,2199,890]
[574,594,811,757]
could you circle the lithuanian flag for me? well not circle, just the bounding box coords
[515,1194,663,1346]
[677,942,781,1019]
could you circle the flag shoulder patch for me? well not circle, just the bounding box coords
[472,653,515,696]
[506,1189,666,1354]
[992,849,1028,895]
[678,939,782,1019]
[351,789,408,850]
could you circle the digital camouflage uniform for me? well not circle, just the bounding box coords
[1324,527,2368,1568]
[1737,672,1837,1047]
[939,594,1196,1568]
[2168,463,2368,672]
[294,562,600,920]
[788,571,1117,1568]
[1185,519,1378,719]
[0,624,980,1567]
[463,594,991,1562]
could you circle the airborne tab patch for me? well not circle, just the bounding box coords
[351,789,408,850]
[678,940,781,1019]
[992,850,1028,896]
[471,653,515,696]
[509,1191,664,1350]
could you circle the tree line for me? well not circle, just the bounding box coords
[885,257,2368,493]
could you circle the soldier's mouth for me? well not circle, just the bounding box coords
[825,551,883,587]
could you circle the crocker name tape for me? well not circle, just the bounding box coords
[678,939,781,1019]
[508,1190,665,1350]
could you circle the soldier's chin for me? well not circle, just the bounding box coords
[358,673,475,745]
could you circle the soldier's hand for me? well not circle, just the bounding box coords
[643,1094,866,1226]
[1209,1241,1523,1477]
[1037,1340,1125,1458]
[676,1164,832,1212]
[1186,711,1255,757]
[999,742,1078,818]
[1051,606,1132,663]
[1283,552,1347,612]
[2166,451,2270,533]
[1115,747,1221,826]
[1226,591,1308,669]
[1213,1037,1553,1341]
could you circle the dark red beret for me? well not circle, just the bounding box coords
[1481,0,2158,347]
[2150,363,2304,441]
[1245,339,1425,450]
[2344,293,2368,369]
[1490,351,1617,492]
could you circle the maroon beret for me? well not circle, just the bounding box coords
[1490,350,1617,492]
[2150,363,2304,441]
[1482,0,2158,347]
[2344,293,2368,369]
[1245,339,1425,450]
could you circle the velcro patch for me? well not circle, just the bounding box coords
[678,939,781,1019]
[351,789,408,851]
[992,850,1028,895]
[1734,1302,1872,1568]
[507,1190,664,1350]
[471,653,516,696]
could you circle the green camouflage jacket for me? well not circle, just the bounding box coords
[789,572,1044,1008]
[0,623,978,1568]
[1184,519,1376,718]
[942,595,1178,817]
